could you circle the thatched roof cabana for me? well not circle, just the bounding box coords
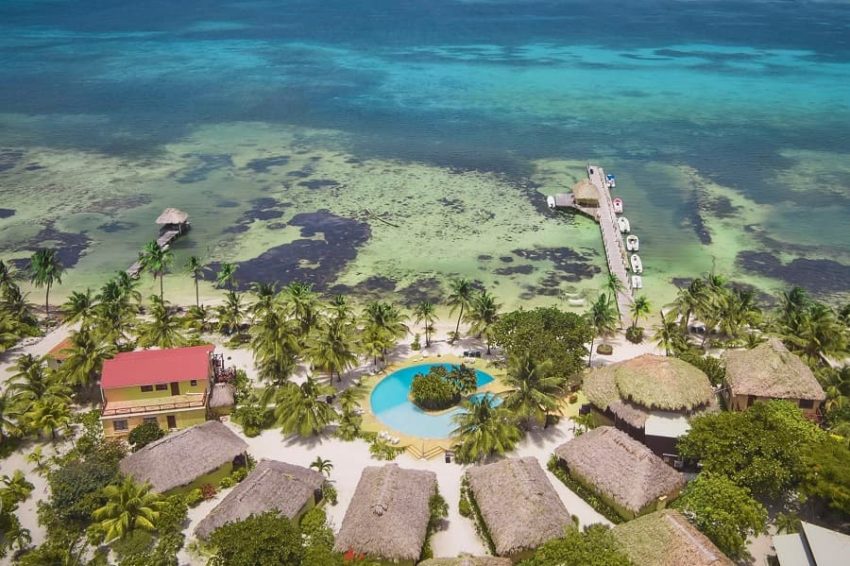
[554,427,684,516]
[209,382,235,410]
[155,208,189,225]
[572,179,599,205]
[466,457,571,557]
[119,421,248,493]
[334,464,436,562]
[194,459,324,539]
[420,557,512,566]
[584,355,714,413]
[725,339,825,401]
[613,509,733,566]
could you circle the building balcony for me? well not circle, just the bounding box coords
[102,392,207,418]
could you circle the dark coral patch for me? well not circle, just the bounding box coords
[0,149,24,172]
[216,200,239,208]
[494,264,535,276]
[5,223,91,269]
[737,251,850,295]
[297,179,339,190]
[244,155,290,173]
[98,221,137,233]
[175,153,234,184]
[477,255,493,261]
[399,277,445,307]
[0,209,15,219]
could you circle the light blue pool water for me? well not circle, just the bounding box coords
[370,363,498,439]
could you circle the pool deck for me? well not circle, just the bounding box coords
[357,354,586,460]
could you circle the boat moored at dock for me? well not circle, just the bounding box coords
[630,254,643,274]
[547,195,556,209]
[613,198,623,214]
[631,275,643,289]
[606,174,616,188]
[626,234,639,251]
[618,216,631,233]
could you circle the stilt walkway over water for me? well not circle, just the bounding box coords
[126,208,191,278]
[550,166,634,327]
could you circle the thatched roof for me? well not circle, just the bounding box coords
[572,179,599,202]
[120,421,248,493]
[420,557,512,566]
[554,427,684,515]
[584,355,714,413]
[609,400,650,429]
[725,339,825,401]
[334,464,436,562]
[613,509,733,566]
[194,459,324,539]
[466,457,571,556]
[155,207,189,225]
[209,382,235,409]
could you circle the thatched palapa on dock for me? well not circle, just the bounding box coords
[194,459,324,539]
[466,457,571,557]
[119,421,247,493]
[613,509,733,566]
[334,464,437,562]
[554,427,684,518]
[572,178,600,207]
[155,207,189,226]
[724,339,825,402]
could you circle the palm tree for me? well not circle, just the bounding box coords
[630,295,651,329]
[184,304,212,334]
[7,354,70,411]
[606,273,625,321]
[25,396,71,441]
[467,291,501,354]
[654,311,685,356]
[137,296,187,349]
[0,259,14,290]
[783,303,849,366]
[306,321,358,382]
[585,293,618,366]
[185,256,208,307]
[61,289,98,328]
[216,262,237,291]
[413,301,437,348]
[29,248,64,319]
[95,279,138,347]
[250,307,299,384]
[273,377,338,437]
[60,327,116,390]
[282,282,320,337]
[138,241,173,301]
[92,477,163,543]
[0,391,21,442]
[114,270,143,305]
[671,278,708,331]
[250,282,279,319]
[329,294,354,326]
[216,291,246,336]
[309,456,334,477]
[451,398,522,464]
[1,470,34,502]
[447,278,474,343]
[362,301,408,362]
[501,355,562,429]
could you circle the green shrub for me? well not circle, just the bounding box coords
[369,437,406,461]
[458,495,472,518]
[231,468,248,483]
[410,367,460,411]
[219,476,235,490]
[547,456,623,524]
[321,482,338,506]
[596,343,613,355]
[411,333,421,351]
[625,326,644,344]
[128,422,165,451]
[460,477,496,555]
[677,351,726,386]
[185,488,203,507]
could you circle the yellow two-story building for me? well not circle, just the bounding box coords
[100,344,215,439]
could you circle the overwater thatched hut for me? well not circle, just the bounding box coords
[420,557,512,566]
[155,208,190,233]
[724,339,825,419]
[465,457,571,559]
[119,421,248,493]
[572,179,600,207]
[194,459,324,539]
[583,354,717,460]
[613,509,733,566]
[334,464,437,565]
[554,427,684,520]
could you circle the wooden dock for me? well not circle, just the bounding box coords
[551,165,634,327]
[126,209,189,278]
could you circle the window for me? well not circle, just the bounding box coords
[190,380,198,387]
[140,385,153,392]
[113,420,129,432]
[799,399,814,409]
[143,417,158,425]
[155,383,168,391]
[747,395,756,407]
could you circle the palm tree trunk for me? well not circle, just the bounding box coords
[45,281,51,319]
[588,336,595,367]
[194,277,200,307]
[453,305,464,343]
[159,274,164,301]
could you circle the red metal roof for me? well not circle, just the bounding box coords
[100,345,214,390]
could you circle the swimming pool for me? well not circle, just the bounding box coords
[370,363,499,439]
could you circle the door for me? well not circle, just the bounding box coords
[166,415,177,429]
[170,382,180,396]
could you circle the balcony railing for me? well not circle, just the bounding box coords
[102,392,207,417]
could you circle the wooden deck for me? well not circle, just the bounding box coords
[550,165,635,327]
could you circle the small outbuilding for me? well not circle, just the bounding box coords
[155,208,190,234]
[773,520,850,566]
[465,457,571,559]
[613,509,733,566]
[334,464,437,565]
[119,420,248,493]
[724,339,826,420]
[45,337,73,370]
[194,459,324,539]
[553,426,684,520]
[572,179,600,207]
[208,382,236,416]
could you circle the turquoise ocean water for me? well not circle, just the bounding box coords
[1,1,849,307]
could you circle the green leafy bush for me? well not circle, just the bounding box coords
[677,351,726,386]
[231,468,247,483]
[322,482,338,506]
[128,422,165,451]
[185,488,203,507]
[411,333,421,351]
[410,366,460,410]
[625,326,644,344]
[458,494,472,518]
[596,343,613,355]
[219,476,235,490]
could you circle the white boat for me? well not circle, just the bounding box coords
[618,216,631,233]
[630,254,643,274]
[612,198,623,214]
[546,195,556,209]
[631,275,643,289]
[626,234,639,252]
[606,174,616,188]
